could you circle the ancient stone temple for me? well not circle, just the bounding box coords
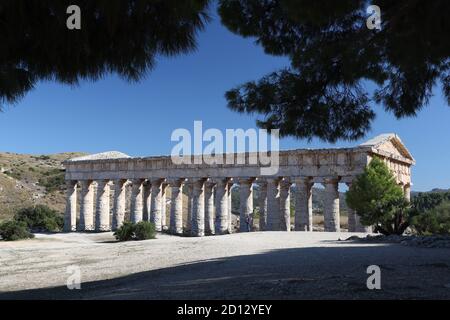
[63,134,414,236]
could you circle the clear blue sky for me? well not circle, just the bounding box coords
[0,11,449,192]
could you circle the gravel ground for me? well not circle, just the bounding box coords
[0,232,449,299]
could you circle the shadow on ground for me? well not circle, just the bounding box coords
[1,243,449,300]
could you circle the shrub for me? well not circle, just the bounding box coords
[14,205,64,232]
[38,169,65,193]
[134,221,156,240]
[412,201,450,235]
[0,220,34,241]
[114,221,156,241]
[114,222,135,241]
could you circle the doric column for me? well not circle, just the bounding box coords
[266,178,281,231]
[191,178,206,237]
[64,181,77,232]
[239,178,255,232]
[322,178,340,232]
[347,208,357,232]
[294,177,313,231]
[95,180,111,232]
[345,182,356,232]
[161,182,168,230]
[204,181,216,235]
[112,179,127,230]
[227,181,234,233]
[354,214,372,233]
[168,178,184,235]
[214,178,230,235]
[185,181,193,232]
[150,178,164,231]
[79,180,94,231]
[279,178,292,232]
[143,181,152,222]
[130,179,144,224]
[346,181,371,233]
[257,179,268,231]
[404,183,411,203]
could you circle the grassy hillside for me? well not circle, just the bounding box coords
[0,152,85,222]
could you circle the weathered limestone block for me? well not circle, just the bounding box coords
[345,182,356,232]
[79,180,94,231]
[191,178,206,237]
[150,178,164,231]
[346,181,371,233]
[168,178,184,235]
[279,178,292,232]
[143,181,152,222]
[112,179,127,230]
[161,183,168,229]
[64,181,77,232]
[354,214,372,233]
[258,180,268,231]
[347,209,356,232]
[95,180,111,232]
[323,178,340,232]
[294,177,313,231]
[227,181,234,233]
[130,179,144,224]
[204,181,215,235]
[214,178,230,235]
[404,183,411,202]
[239,178,255,232]
[185,181,193,232]
[266,178,281,231]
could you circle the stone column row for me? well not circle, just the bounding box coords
[65,175,395,235]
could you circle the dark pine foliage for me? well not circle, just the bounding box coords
[218,0,450,142]
[0,0,210,109]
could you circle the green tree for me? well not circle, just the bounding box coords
[412,191,450,213]
[346,157,408,235]
[411,201,450,235]
[218,0,450,142]
[0,0,210,109]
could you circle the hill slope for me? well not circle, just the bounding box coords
[0,152,85,222]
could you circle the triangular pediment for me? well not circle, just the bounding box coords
[360,134,415,163]
[69,151,131,162]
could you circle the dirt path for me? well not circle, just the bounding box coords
[0,232,449,299]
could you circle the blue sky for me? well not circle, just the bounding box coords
[0,11,449,192]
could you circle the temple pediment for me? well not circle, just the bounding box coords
[360,133,415,164]
[69,151,131,162]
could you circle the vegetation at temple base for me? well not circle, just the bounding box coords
[346,157,410,235]
[14,205,64,233]
[0,204,64,241]
[114,221,156,242]
[0,220,34,241]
